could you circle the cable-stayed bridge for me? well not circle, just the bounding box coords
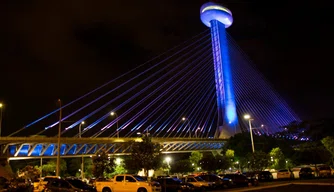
[0,3,300,160]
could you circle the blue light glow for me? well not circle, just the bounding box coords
[210,20,238,135]
[201,2,237,137]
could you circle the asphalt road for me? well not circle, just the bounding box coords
[249,185,334,192]
[214,178,334,192]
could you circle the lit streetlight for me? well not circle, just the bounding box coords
[244,114,255,153]
[195,127,201,138]
[110,112,119,138]
[165,157,171,175]
[182,117,191,138]
[0,103,3,137]
[236,161,241,171]
[79,121,85,180]
[115,158,122,165]
[79,121,85,138]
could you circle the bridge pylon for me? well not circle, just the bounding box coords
[201,2,238,138]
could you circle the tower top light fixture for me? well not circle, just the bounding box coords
[200,2,233,28]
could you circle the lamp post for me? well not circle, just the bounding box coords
[110,112,119,138]
[79,121,85,180]
[236,161,240,171]
[0,103,3,137]
[195,127,200,138]
[56,99,62,177]
[79,121,85,138]
[244,114,255,153]
[182,117,191,138]
[165,157,171,175]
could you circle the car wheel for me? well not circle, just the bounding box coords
[137,188,147,192]
[102,187,112,192]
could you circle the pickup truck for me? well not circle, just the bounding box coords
[95,174,161,192]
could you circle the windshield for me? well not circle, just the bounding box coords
[133,176,146,182]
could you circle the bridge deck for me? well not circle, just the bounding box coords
[0,137,226,160]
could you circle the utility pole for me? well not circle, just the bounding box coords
[0,103,3,137]
[79,121,85,180]
[56,99,62,176]
[248,119,255,153]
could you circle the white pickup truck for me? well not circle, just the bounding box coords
[95,174,161,192]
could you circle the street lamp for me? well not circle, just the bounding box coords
[79,121,85,180]
[110,112,119,138]
[236,161,241,171]
[244,114,255,153]
[115,158,122,165]
[195,127,200,138]
[56,99,62,177]
[79,121,85,138]
[165,157,171,175]
[0,103,3,137]
[182,117,191,138]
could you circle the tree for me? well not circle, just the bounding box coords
[246,151,270,171]
[170,159,193,174]
[321,136,334,165]
[113,158,127,175]
[19,165,40,180]
[225,149,234,160]
[189,151,203,169]
[223,133,252,158]
[215,155,231,172]
[84,158,94,178]
[126,135,162,177]
[41,159,67,176]
[293,141,331,165]
[200,153,217,172]
[66,158,81,177]
[92,149,115,178]
[269,147,286,170]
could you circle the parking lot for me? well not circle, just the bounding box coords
[214,178,334,192]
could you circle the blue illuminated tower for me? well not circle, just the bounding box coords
[200,2,237,138]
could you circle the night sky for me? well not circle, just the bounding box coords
[0,0,333,136]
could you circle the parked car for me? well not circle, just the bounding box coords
[299,167,315,179]
[257,171,273,182]
[291,168,301,179]
[222,174,249,187]
[181,175,213,191]
[198,174,229,188]
[37,176,60,192]
[245,171,273,182]
[7,177,33,192]
[156,177,195,192]
[65,178,97,192]
[318,166,332,177]
[95,174,161,192]
[276,169,294,180]
[33,178,41,191]
[44,178,81,192]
